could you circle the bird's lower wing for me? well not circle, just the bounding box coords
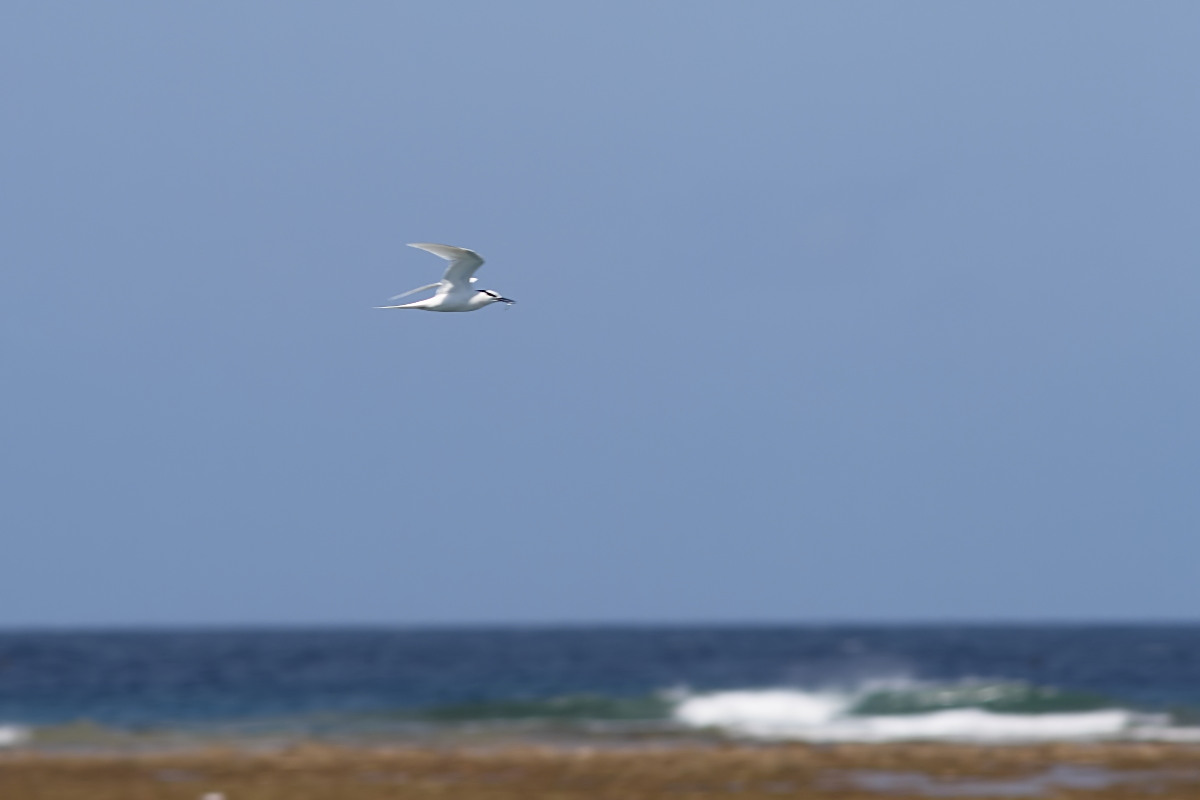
[388,282,442,301]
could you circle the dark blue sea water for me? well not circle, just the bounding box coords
[1,625,1198,745]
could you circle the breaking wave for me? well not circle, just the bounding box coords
[670,681,1200,743]
[9,682,1200,747]
[0,725,29,747]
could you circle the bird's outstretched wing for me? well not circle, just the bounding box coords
[388,282,442,301]
[408,243,485,290]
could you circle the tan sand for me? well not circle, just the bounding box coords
[3,742,1200,799]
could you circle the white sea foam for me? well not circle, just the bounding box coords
[0,725,29,747]
[671,688,1200,743]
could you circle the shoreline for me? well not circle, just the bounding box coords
[4,741,1200,798]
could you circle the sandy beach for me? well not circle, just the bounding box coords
[4,742,1200,799]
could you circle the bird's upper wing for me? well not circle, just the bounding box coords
[408,243,485,290]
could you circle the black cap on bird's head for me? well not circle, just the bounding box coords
[477,288,516,305]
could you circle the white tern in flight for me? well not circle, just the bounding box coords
[376,243,514,312]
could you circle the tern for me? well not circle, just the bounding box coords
[376,243,515,312]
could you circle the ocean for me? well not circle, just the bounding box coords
[2,625,1199,748]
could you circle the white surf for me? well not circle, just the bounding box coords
[671,687,1200,743]
[0,725,29,747]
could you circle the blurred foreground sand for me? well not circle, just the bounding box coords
[2,742,1200,799]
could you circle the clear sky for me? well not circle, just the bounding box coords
[3,2,1198,627]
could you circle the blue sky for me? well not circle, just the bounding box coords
[3,2,1198,626]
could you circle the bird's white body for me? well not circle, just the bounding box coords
[377,243,514,312]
